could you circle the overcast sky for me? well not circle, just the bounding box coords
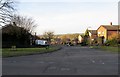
[17,0,119,35]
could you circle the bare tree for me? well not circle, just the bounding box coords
[11,14,37,33]
[43,31,54,43]
[0,0,16,26]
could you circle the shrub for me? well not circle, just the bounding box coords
[105,39,118,46]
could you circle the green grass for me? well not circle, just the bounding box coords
[93,46,119,53]
[2,46,61,58]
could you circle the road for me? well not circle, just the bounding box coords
[2,46,118,75]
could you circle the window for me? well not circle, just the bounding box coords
[98,32,101,34]
[102,32,104,34]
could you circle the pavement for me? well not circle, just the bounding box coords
[2,46,118,75]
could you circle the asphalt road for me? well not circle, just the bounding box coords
[2,46,118,75]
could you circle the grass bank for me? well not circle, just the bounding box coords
[92,46,119,53]
[2,46,62,58]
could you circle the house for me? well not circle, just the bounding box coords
[88,30,97,40]
[97,22,120,44]
[2,23,32,48]
[78,35,83,43]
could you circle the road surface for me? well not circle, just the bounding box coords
[2,46,118,75]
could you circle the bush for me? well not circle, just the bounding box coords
[105,39,118,46]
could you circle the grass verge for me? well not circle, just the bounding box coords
[2,46,62,58]
[92,46,119,53]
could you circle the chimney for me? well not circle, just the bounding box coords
[110,22,112,26]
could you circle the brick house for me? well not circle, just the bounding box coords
[88,30,97,40]
[87,30,97,45]
[97,22,120,44]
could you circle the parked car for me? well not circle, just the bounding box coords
[66,42,74,46]
[35,40,49,47]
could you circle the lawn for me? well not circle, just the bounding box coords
[93,46,119,53]
[2,46,61,58]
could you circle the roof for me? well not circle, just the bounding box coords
[99,25,120,31]
[88,30,97,35]
[78,35,84,38]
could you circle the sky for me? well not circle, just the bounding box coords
[17,0,119,35]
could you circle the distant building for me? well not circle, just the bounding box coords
[78,35,83,43]
[87,30,97,45]
[2,23,36,47]
[88,30,97,41]
[97,22,120,44]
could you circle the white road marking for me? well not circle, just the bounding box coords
[92,60,95,63]
[102,63,105,64]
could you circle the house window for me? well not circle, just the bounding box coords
[102,32,104,34]
[98,32,101,34]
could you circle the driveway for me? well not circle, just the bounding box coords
[2,46,118,75]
